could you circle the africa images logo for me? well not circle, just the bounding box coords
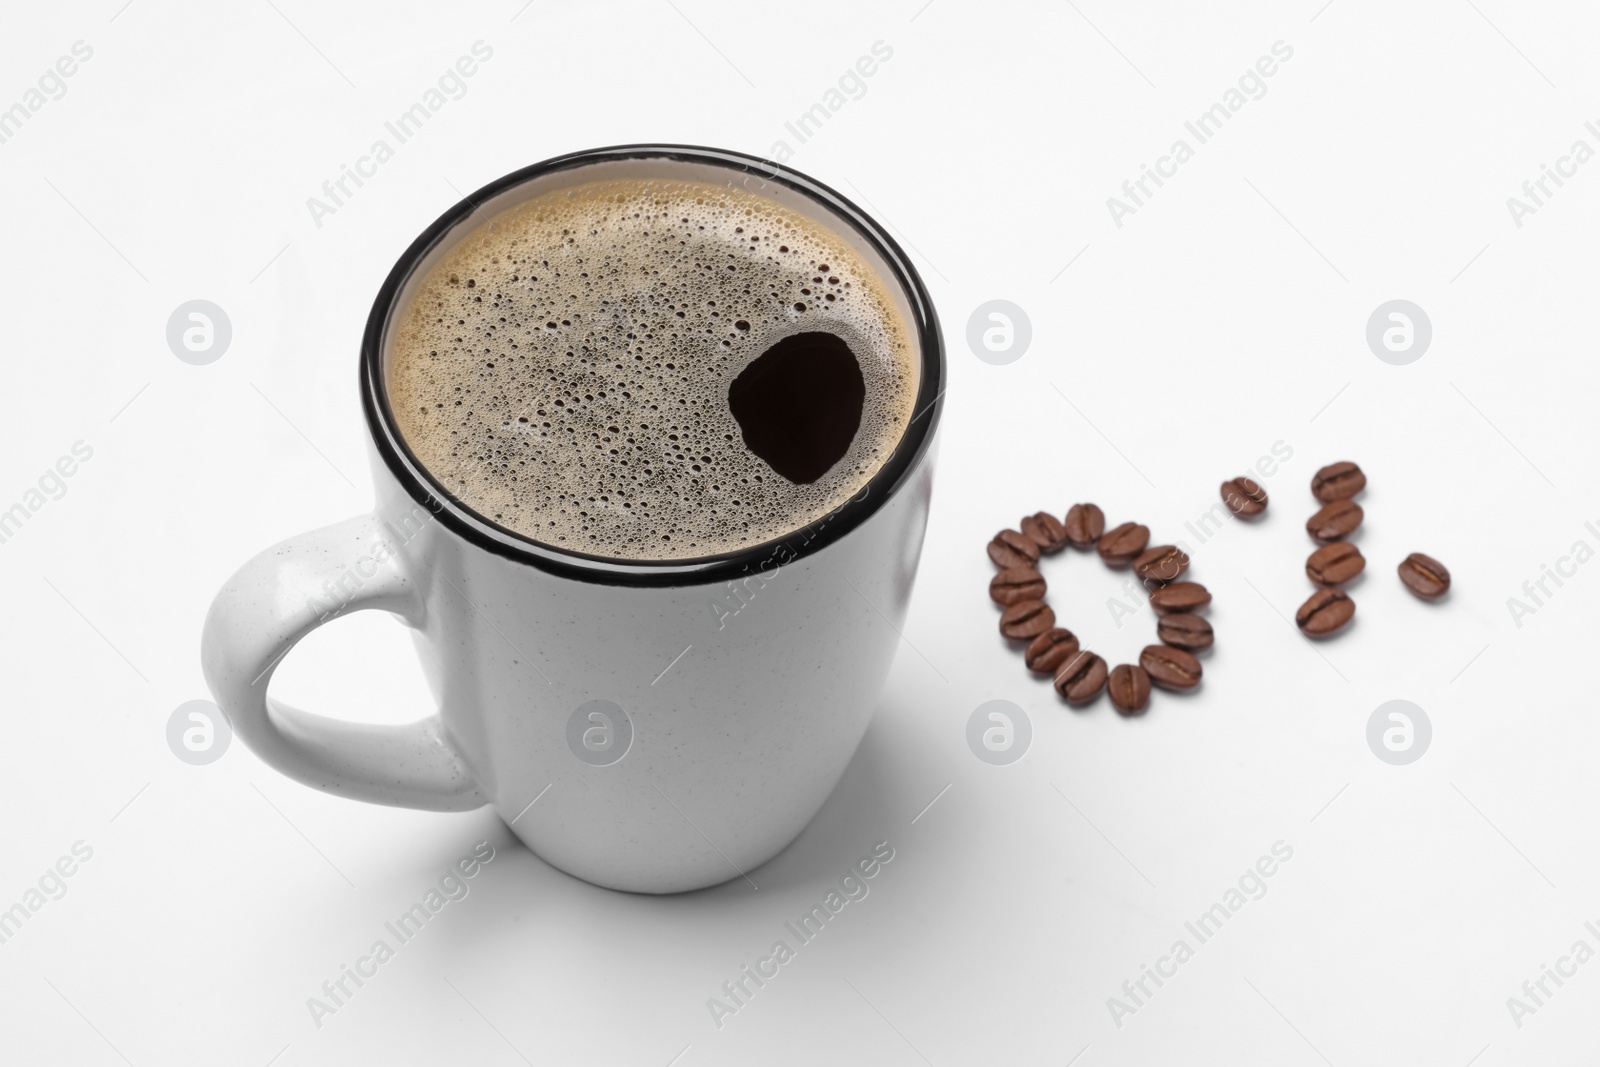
[705,841,895,1029]
[305,841,497,1028]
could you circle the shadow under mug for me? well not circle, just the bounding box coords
[201,145,945,893]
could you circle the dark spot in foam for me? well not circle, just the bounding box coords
[728,332,864,485]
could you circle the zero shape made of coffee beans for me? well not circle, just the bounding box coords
[1156,612,1213,651]
[1062,503,1105,548]
[999,599,1055,640]
[1149,581,1211,613]
[1053,650,1108,705]
[1306,499,1363,543]
[1107,664,1151,716]
[990,567,1046,606]
[1140,645,1202,691]
[1220,476,1269,518]
[1311,461,1366,502]
[988,528,1040,568]
[983,505,1221,716]
[1296,588,1355,637]
[1024,628,1080,674]
[1097,522,1150,566]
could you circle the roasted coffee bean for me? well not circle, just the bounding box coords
[1024,628,1081,674]
[1149,581,1211,613]
[1097,522,1150,566]
[1311,461,1366,502]
[1306,542,1366,586]
[1053,650,1108,705]
[1107,664,1151,716]
[1133,544,1189,584]
[1398,552,1451,600]
[1062,503,1106,548]
[990,566,1046,605]
[999,599,1054,640]
[1296,588,1355,637]
[1021,511,1070,554]
[1140,644,1202,690]
[988,528,1041,568]
[1220,476,1269,518]
[1157,612,1213,650]
[1306,499,1363,543]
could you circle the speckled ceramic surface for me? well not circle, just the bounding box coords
[202,439,934,893]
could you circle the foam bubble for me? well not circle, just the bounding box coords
[387,176,918,560]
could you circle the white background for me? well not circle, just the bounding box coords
[2,1,1597,1063]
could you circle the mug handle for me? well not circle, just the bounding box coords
[200,512,488,811]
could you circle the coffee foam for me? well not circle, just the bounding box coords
[387,176,918,560]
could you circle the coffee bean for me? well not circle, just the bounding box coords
[1306,499,1363,543]
[988,528,1040,568]
[1220,476,1269,518]
[1024,628,1080,674]
[1296,588,1355,637]
[1306,543,1366,586]
[1062,503,1105,548]
[1134,544,1189,584]
[1312,461,1366,502]
[1157,612,1213,650]
[1107,664,1151,716]
[1097,522,1150,566]
[1021,511,1069,554]
[1140,645,1202,690]
[1053,650,1108,705]
[990,566,1046,605]
[1398,552,1451,600]
[1149,581,1211,613]
[999,599,1054,640]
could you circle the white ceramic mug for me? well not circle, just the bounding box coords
[201,146,944,893]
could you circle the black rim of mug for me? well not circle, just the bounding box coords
[360,144,945,587]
